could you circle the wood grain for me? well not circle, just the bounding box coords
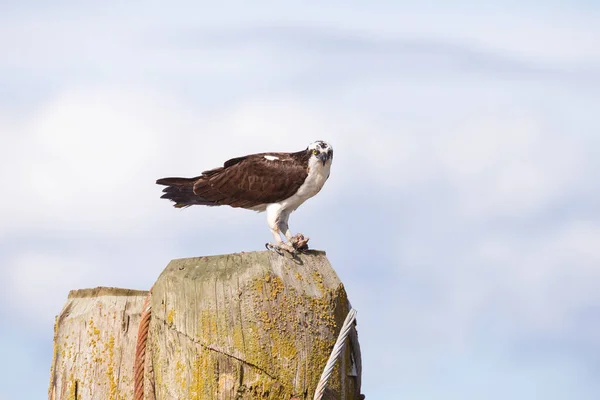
[150,250,361,399]
[48,251,362,399]
[49,287,149,400]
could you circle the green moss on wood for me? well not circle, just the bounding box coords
[150,250,358,399]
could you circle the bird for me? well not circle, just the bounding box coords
[156,140,333,254]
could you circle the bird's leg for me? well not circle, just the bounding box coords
[278,212,294,242]
[266,228,296,254]
[265,206,296,254]
[279,213,310,252]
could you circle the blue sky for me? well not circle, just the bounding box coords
[1,2,599,399]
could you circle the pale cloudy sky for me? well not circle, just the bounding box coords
[1,2,600,399]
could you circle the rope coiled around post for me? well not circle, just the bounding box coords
[313,308,358,400]
[134,288,153,400]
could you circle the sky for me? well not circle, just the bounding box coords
[1,1,600,399]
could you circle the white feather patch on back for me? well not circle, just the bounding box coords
[264,155,279,161]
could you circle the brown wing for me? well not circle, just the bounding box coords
[192,152,308,209]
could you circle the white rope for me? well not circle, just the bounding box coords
[313,308,357,400]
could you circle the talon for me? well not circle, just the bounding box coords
[265,243,284,256]
[266,242,298,255]
[280,242,297,253]
[297,246,309,254]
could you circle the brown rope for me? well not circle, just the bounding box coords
[134,287,153,400]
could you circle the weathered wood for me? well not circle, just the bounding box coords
[49,287,149,400]
[150,250,361,400]
[49,251,362,400]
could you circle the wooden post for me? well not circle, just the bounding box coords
[48,287,149,400]
[49,250,362,400]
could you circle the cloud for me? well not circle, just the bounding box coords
[0,85,398,237]
[2,3,600,399]
[431,115,587,219]
[477,221,600,335]
[1,87,178,236]
[2,252,108,329]
[0,236,178,330]
[175,24,600,72]
[2,5,599,96]
[2,78,598,329]
[344,217,600,399]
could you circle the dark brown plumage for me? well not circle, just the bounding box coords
[156,150,311,209]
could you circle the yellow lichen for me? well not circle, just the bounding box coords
[151,256,353,399]
[175,360,187,394]
[167,308,176,326]
[105,335,117,400]
[189,348,218,400]
[48,316,59,399]
[67,372,77,400]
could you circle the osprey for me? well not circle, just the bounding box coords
[156,140,333,253]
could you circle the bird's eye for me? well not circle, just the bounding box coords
[312,149,318,155]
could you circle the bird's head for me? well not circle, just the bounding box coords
[307,140,334,166]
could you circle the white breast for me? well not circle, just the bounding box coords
[280,157,331,211]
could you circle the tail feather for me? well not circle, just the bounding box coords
[156,176,199,186]
[156,176,216,208]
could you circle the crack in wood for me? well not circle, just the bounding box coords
[156,315,278,381]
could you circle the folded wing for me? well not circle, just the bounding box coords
[157,152,308,209]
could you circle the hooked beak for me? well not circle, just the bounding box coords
[317,152,329,165]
